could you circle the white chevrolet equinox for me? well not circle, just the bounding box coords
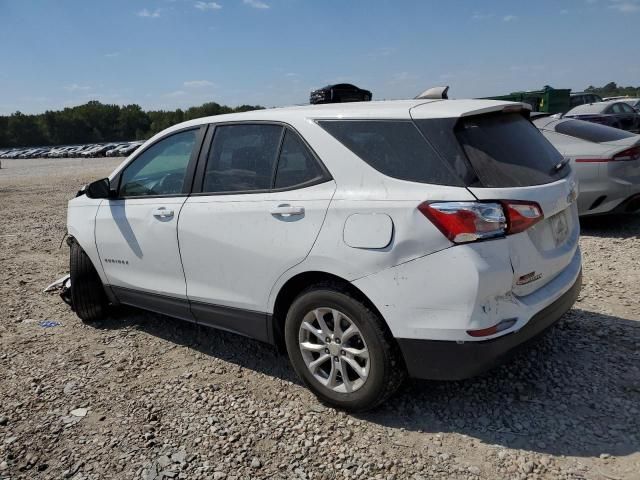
[66,99,582,411]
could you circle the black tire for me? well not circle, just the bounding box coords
[284,285,406,412]
[69,242,108,323]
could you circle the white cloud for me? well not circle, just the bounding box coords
[164,90,187,97]
[137,8,161,18]
[243,0,270,9]
[194,1,222,11]
[104,52,120,58]
[608,1,640,12]
[503,14,517,22]
[64,84,91,92]
[560,9,569,14]
[184,80,215,88]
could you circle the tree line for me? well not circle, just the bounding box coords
[585,82,640,98]
[0,101,264,148]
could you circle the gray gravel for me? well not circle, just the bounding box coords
[0,157,639,479]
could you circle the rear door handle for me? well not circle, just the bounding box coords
[152,207,174,219]
[270,204,305,216]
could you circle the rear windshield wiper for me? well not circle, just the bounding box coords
[552,158,570,174]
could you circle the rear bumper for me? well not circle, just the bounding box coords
[397,270,581,380]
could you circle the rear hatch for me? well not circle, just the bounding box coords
[412,105,579,297]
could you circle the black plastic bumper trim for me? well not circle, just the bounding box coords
[397,270,582,380]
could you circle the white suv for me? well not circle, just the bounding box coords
[67,99,582,410]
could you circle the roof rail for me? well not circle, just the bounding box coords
[415,86,449,100]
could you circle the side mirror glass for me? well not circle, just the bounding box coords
[86,178,111,199]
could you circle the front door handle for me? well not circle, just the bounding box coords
[152,207,174,219]
[270,204,305,216]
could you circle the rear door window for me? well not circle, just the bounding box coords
[453,113,567,187]
[317,120,465,186]
[202,124,283,193]
[554,119,635,143]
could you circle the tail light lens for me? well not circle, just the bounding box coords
[502,201,544,234]
[613,146,640,162]
[418,200,543,244]
[576,146,640,163]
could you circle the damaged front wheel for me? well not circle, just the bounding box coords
[69,241,108,323]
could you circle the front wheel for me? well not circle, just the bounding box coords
[69,241,108,323]
[284,286,406,411]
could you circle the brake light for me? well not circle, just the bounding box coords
[418,200,543,244]
[502,201,543,234]
[576,146,640,163]
[613,146,640,162]
[418,202,505,243]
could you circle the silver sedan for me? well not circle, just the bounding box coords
[534,116,640,216]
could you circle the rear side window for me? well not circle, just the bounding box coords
[620,103,635,114]
[317,120,464,186]
[203,124,283,193]
[610,104,624,114]
[454,113,567,187]
[274,130,325,189]
[555,119,635,143]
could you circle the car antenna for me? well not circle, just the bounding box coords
[415,86,449,100]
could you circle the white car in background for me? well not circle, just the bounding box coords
[534,117,640,216]
[66,100,581,410]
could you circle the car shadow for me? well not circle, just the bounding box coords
[93,306,640,458]
[579,212,640,239]
[94,306,299,383]
[362,308,640,458]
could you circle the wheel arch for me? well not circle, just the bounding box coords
[270,270,392,352]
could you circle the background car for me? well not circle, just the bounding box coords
[117,141,144,156]
[534,116,640,216]
[569,92,603,108]
[564,101,640,132]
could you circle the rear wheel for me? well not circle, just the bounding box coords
[284,286,405,411]
[69,242,108,323]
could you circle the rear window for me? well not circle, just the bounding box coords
[317,120,465,186]
[454,113,567,188]
[555,119,635,143]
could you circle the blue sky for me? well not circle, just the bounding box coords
[0,0,638,115]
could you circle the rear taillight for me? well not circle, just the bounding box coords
[502,201,544,234]
[576,146,640,163]
[613,146,640,162]
[418,200,543,244]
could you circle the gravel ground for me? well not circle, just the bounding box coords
[0,157,639,480]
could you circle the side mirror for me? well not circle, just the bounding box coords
[86,178,112,199]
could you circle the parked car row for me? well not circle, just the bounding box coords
[0,141,144,159]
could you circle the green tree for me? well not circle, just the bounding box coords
[0,100,265,148]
